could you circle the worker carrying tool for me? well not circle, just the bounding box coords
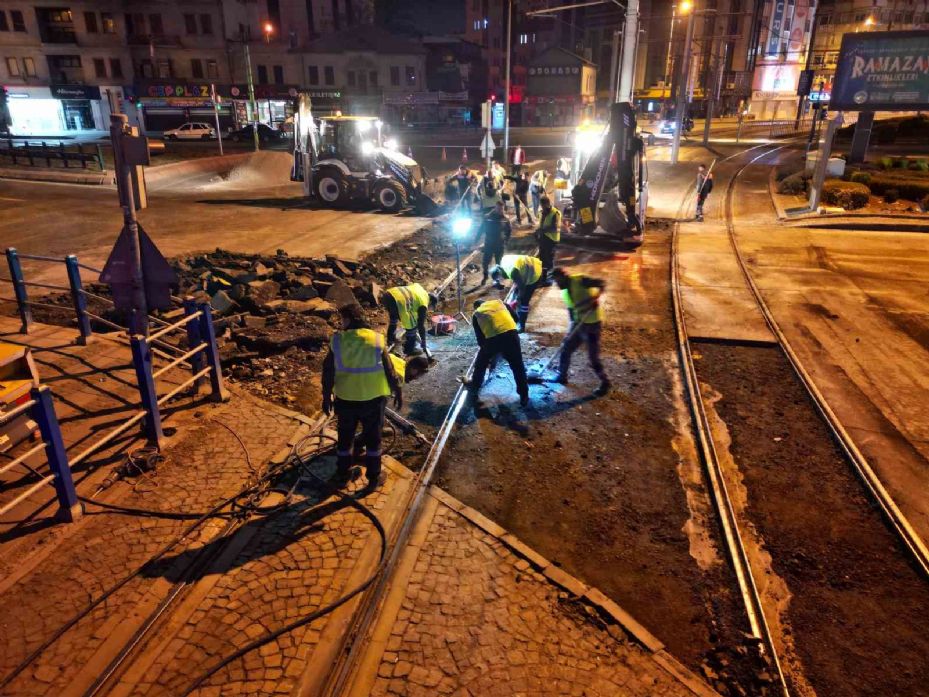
[490,253,543,332]
[461,298,529,407]
[322,304,403,488]
[535,196,562,285]
[476,199,512,286]
[381,283,437,357]
[551,267,610,397]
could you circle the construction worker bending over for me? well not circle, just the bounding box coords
[322,304,403,488]
[535,196,562,285]
[382,283,437,356]
[491,253,542,332]
[463,299,529,407]
[551,268,610,397]
[477,200,512,286]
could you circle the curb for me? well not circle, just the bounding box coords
[768,167,792,221]
[0,166,110,186]
[427,485,722,697]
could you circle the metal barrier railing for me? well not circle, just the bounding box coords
[0,385,80,522]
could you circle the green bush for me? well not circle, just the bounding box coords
[894,157,910,169]
[868,174,929,203]
[778,172,809,194]
[822,180,870,210]
[879,156,894,170]
[883,188,899,203]
[912,159,929,172]
[849,171,872,185]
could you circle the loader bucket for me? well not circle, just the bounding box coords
[597,192,629,236]
[414,192,439,216]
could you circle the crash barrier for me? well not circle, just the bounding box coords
[0,139,105,171]
[0,385,80,522]
[733,117,816,141]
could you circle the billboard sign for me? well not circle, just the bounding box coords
[831,30,929,111]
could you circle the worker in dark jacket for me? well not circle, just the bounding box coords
[322,304,402,488]
[381,283,437,356]
[535,196,562,285]
[551,267,610,397]
[461,298,529,407]
[490,253,543,332]
[505,171,534,225]
[571,177,594,233]
[475,199,512,286]
[696,163,714,221]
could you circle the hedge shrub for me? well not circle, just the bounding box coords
[912,159,929,172]
[879,156,894,170]
[778,172,809,194]
[849,171,872,185]
[822,180,870,209]
[868,175,929,203]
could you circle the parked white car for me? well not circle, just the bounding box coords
[163,122,216,140]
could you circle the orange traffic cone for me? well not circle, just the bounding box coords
[441,146,447,161]
[462,148,468,162]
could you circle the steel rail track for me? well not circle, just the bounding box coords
[671,145,791,696]
[723,151,929,579]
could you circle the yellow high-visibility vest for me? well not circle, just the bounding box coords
[386,283,430,331]
[473,299,517,339]
[500,255,542,286]
[561,274,603,324]
[331,328,391,401]
[539,207,562,242]
[389,353,406,384]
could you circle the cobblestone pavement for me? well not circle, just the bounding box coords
[348,488,716,697]
[0,392,300,696]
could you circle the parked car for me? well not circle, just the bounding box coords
[163,122,216,140]
[228,123,285,144]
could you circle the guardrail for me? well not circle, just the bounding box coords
[0,385,80,522]
[0,139,105,170]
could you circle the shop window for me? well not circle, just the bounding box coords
[5,57,20,77]
[405,66,415,85]
[84,11,97,33]
[110,58,122,78]
[101,12,115,33]
[390,66,399,86]
[273,65,283,84]
[149,14,163,36]
[94,57,106,77]
[184,13,197,35]
[347,70,356,87]
[200,14,212,35]
[11,10,26,32]
[257,64,268,84]
[206,59,218,78]
[191,58,203,79]
[369,70,377,86]
[308,65,319,84]
[324,65,334,85]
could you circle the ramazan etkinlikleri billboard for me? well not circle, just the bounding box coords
[831,30,929,111]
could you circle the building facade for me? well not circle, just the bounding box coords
[524,47,597,126]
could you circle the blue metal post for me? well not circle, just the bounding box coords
[197,303,230,402]
[6,248,32,334]
[130,335,165,447]
[31,386,81,522]
[184,297,205,392]
[65,255,92,345]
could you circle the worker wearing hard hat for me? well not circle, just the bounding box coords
[322,304,403,488]
[535,196,562,285]
[461,299,529,407]
[381,283,437,357]
[551,267,610,397]
[490,253,543,332]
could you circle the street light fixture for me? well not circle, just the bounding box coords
[263,22,274,43]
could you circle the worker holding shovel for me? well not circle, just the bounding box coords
[549,267,610,397]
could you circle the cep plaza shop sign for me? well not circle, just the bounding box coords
[831,30,929,110]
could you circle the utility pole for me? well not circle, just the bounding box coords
[503,0,512,159]
[670,4,695,164]
[616,0,639,102]
[795,0,820,128]
[608,29,621,103]
[665,4,677,85]
[703,40,726,146]
[244,39,260,152]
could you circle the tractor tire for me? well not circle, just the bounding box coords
[316,169,350,207]
[375,180,407,213]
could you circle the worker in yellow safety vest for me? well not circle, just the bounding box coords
[322,304,403,488]
[381,283,437,357]
[535,196,562,285]
[551,267,610,396]
[461,298,529,407]
[490,254,543,332]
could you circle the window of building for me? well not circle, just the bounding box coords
[23,56,35,76]
[390,65,399,86]
[324,65,334,85]
[369,70,377,86]
[200,14,212,34]
[94,57,106,77]
[191,58,203,78]
[0,11,7,31]
[347,70,356,86]
[110,57,122,78]
[308,65,319,84]
[257,64,268,83]
[184,13,197,35]
[84,11,98,32]
[207,59,218,78]
[139,59,154,78]
[11,10,26,32]
[132,13,145,34]
[5,57,20,77]
[149,14,163,35]
[518,33,528,44]
[156,59,171,78]
[819,13,831,25]
[273,65,283,83]
[101,12,115,33]
[405,66,415,85]
[472,19,480,30]
[854,12,867,22]
[306,0,315,33]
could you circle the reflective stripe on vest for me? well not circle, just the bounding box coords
[387,283,429,330]
[473,299,517,339]
[500,255,542,285]
[540,208,562,242]
[331,329,391,401]
[561,274,603,324]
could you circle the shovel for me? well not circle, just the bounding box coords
[526,307,597,384]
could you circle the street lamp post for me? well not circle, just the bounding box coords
[664,4,677,86]
[244,39,260,152]
[670,1,695,164]
[503,0,513,161]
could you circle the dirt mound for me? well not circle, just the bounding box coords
[218,151,294,188]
